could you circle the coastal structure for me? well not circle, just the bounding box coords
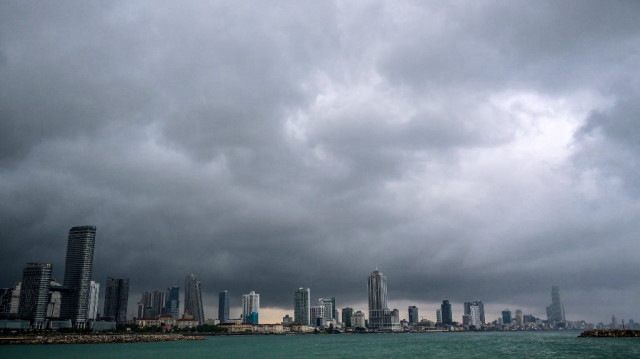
[294,287,310,325]
[87,281,99,320]
[164,286,180,318]
[441,300,452,326]
[319,297,336,323]
[463,301,484,327]
[546,286,566,322]
[18,263,52,328]
[184,274,205,324]
[242,291,260,324]
[60,225,96,328]
[408,306,419,325]
[342,307,354,327]
[219,290,230,322]
[104,277,129,324]
[367,269,399,331]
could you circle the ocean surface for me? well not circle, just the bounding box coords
[2,331,639,359]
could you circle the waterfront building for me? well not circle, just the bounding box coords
[352,310,366,328]
[319,297,336,322]
[436,309,441,324]
[515,309,523,326]
[310,305,325,327]
[463,301,484,327]
[342,307,354,327]
[368,269,400,331]
[502,309,512,324]
[18,263,52,328]
[282,314,293,325]
[0,288,13,316]
[138,290,165,319]
[46,279,62,319]
[104,277,129,324]
[219,290,230,322]
[87,281,99,320]
[242,291,260,324]
[441,300,453,325]
[294,287,310,325]
[546,286,566,322]
[164,286,180,318]
[408,306,419,325]
[60,225,96,328]
[184,274,205,325]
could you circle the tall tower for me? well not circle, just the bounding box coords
[164,286,180,318]
[294,287,310,325]
[368,269,395,330]
[184,274,204,324]
[86,281,100,320]
[18,263,52,328]
[242,291,260,324]
[546,286,566,322]
[441,300,452,325]
[408,306,419,324]
[319,297,336,322]
[218,290,229,322]
[104,277,129,324]
[463,301,485,326]
[60,225,96,328]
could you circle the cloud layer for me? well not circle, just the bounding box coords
[2,0,640,323]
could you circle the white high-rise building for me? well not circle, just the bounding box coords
[86,281,99,320]
[242,291,260,324]
[310,305,325,327]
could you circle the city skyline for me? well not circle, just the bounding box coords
[1,1,640,325]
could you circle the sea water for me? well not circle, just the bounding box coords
[1,331,639,359]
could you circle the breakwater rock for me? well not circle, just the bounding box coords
[579,330,640,338]
[0,334,205,345]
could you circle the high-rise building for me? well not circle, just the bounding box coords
[342,307,354,327]
[164,286,180,318]
[138,290,165,319]
[61,225,96,328]
[294,287,310,325]
[502,309,512,324]
[319,297,336,322]
[546,286,565,322]
[515,309,523,326]
[242,291,260,324]
[293,287,311,325]
[408,306,419,324]
[352,310,366,328]
[18,263,52,328]
[219,290,230,322]
[441,300,453,325]
[310,305,325,327]
[463,301,485,327]
[87,281,99,320]
[367,269,399,331]
[184,274,205,324]
[104,277,129,324]
[436,309,442,324]
[46,279,62,319]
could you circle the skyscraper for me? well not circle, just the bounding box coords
[184,274,204,324]
[104,277,129,324]
[60,225,96,328]
[546,286,566,322]
[368,269,399,331]
[218,290,229,322]
[18,263,52,328]
[319,297,336,322]
[441,300,453,325]
[310,305,325,327]
[242,291,260,324]
[138,290,165,319]
[463,301,485,326]
[342,307,354,327]
[408,306,419,324]
[164,286,180,318]
[294,287,310,325]
[502,309,512,324]
[87,281,99,320]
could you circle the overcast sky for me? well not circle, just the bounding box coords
[1,0,639,324]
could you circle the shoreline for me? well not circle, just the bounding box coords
[0,334,205,345]
[579,329,640,338]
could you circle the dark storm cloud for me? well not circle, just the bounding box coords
[1,0,640,323]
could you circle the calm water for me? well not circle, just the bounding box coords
[1,331,639,359]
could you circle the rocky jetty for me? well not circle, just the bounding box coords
[579,329,640,338]
[0,334,205,345]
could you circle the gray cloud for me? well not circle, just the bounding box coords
[1,0,639,323]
